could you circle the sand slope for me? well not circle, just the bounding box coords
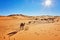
[0,15,60,40]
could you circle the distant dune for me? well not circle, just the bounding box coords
[0,14,60,40]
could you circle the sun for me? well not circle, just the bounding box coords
[45,0,51,6]
[43,0,52,7]
[45,0,52,6]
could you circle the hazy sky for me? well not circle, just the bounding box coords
[0,0,60,16]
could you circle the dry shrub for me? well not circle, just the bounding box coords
[24,26,29,31]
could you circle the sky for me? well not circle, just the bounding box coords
[0,0,60,16]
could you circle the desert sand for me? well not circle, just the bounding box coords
[0,14,60,40]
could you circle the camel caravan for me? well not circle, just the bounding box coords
[7,17,59,37]
[19,17,58,31]
[40,18,55,23]
[27,17,58,24]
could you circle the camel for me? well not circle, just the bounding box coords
[20,23,25,30]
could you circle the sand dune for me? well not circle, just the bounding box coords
[0,14,60,40]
